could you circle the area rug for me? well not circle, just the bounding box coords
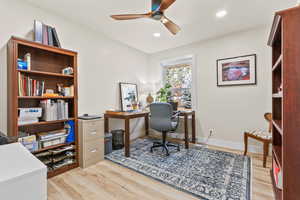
[105,138,251,200]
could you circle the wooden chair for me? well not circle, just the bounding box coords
[244,113,272,168]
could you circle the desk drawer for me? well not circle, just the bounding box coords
[83,120,104,141]
[84,120,103,130]
[83,128,103,142]
[83,139,104,161]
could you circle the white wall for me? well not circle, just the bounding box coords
[148,27,272,152]
[0,0,149,138]
[0,0,273,152]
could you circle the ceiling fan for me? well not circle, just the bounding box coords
[111,0,181,35]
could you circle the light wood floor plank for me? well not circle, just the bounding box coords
[48,144,274,200]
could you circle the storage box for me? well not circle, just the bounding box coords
[105,133,112,155]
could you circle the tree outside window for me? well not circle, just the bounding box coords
[163,63,192,109]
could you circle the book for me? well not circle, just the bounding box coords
[34,20,43,43]
[52,27,61,48]
[273,160,283,190]
[18,108,42,118]
[40,100,69,121]
[38,129,67,140]
[47,26,54,46]
[18,117,39,125]
[18,72,22,96]
[18,74,45,97]
[42,24,48,45]
[18,135,39,152]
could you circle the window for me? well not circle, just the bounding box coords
[163,63,192,108]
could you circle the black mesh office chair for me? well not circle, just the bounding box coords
[150,103,180,156]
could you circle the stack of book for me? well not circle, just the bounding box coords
[34,20,61,47]
[18,107,42,125]
[40,100,69,121]
[18,135,39,152]
[18,73,45,96]
[37,129,68,148]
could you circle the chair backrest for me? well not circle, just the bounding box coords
[150,103,174,132]
[264,113,272,133]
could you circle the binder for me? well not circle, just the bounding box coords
[34,20,43,43]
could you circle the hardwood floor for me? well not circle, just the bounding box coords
[48,143,274,200]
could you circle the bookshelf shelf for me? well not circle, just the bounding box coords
[18,96,74,99]
[7,37,79,178]
[18,69,74,78]
[18,118,75,127]
[47,162,77,178]
[268,6,300,199]
[32,142,74,154]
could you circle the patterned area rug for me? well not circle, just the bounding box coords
[105,138,251,200]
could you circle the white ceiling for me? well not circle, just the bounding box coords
[26,0,296,54]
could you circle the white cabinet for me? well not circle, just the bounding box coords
[0,143,47,200]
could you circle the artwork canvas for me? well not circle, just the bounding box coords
[217,54,256,86]
[119,83,138,111]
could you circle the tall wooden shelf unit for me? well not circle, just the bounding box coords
[7,37,79,178]
[268,6,300,200]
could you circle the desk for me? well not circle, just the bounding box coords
[104,110,196,157]
[179,110,196,149]
[104,111,149,157]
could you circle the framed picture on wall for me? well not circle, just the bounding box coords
[119,83,139,112]
[217,54,257,86]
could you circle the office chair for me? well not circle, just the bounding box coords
[150,102,180,156]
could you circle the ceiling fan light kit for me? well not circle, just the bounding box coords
[111,0,180,35]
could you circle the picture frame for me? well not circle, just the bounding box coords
[217,54,257,86]
[119,82,139,112]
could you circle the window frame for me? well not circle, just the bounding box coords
[160,55,197,110]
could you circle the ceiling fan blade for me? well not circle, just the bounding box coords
[152,0,162,11]
[159,0,176,11]
[161,16,181,35]
[111,13,151,20]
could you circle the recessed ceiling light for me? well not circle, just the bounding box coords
[153,33,161,37]
[216,10,227,18]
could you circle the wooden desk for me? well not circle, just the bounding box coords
[179,110,196,149]
[104,111,149,157]
[104,110,196,157]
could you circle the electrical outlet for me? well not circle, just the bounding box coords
[209,129,214,137]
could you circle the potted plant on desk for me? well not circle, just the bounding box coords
[156,83,178,110]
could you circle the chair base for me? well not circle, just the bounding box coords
[150,132,180,156]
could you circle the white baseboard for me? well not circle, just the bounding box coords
[197,137,266,154]
[148,129,268,154]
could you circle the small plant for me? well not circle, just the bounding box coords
[156,83,172,102]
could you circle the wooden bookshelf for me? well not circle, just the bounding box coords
[270,170,283,200]
[7,36,79,178]
[18,96,74,99]
[32,142,74,154]
[18,118,75,127]
[18,69,74,78]
[268,5,300,200]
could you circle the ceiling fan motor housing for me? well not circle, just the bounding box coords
[152,11,164,20]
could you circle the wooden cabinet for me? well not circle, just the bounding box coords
[268,5,300,200]
[79,119,104,168]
